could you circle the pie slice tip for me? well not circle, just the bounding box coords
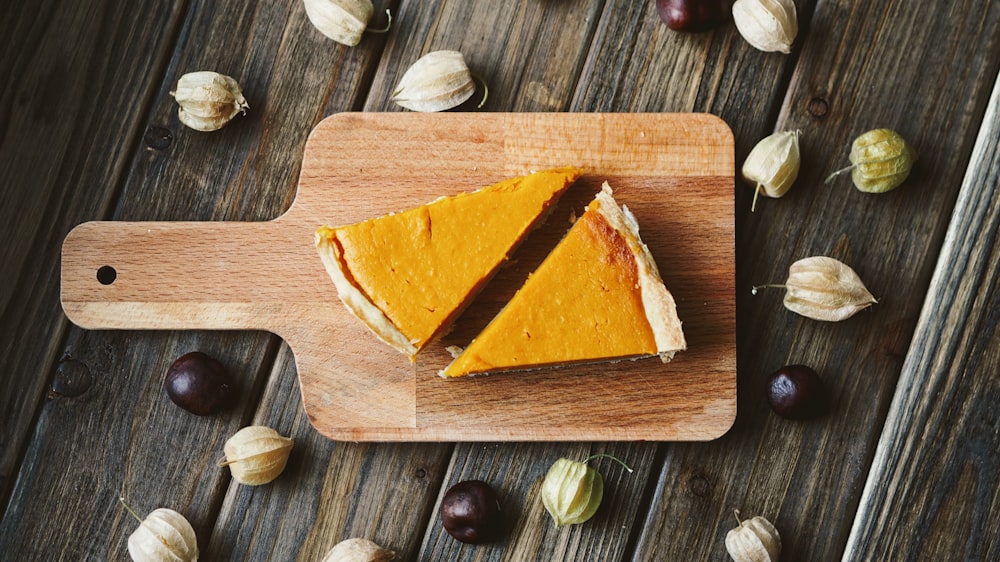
[315,226,420,358]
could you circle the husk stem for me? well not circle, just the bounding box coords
[119,496,144,524]
[583,453,634,473]
[751,284,787,295]
[825,163,855,184]
[366,9,392,33]
[472,73,489,108]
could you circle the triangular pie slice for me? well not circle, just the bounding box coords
[315,167,583,359]
[440,182,686,378]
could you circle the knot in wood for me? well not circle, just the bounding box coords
[687,472,712,498]
[807,95,830,119]
[144,125,173,151]
[50,358,93,398]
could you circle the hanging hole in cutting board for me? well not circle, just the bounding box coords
[96,265,117,285]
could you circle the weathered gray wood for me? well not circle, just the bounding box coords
[4,0,1000,560]
[364,0,606,113]
[0,0,396,558]
[0,330,277,559]
[378,0,804,559]
[347,1,625,558]
[205,344,452,561]
[398,1,794,560]
[842,68,1000,562]
[636,0,1000,560]
[363,1,687,559]
[0,0,188,518]
[420,443,658,561]
[572,2,809,560]
[152,0,466,560]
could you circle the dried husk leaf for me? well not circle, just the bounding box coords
[321,538,395,562]
[783,256,877,321]
[170,71,248,132]
[742,130,800,211]
[732,0,798,54]
[221,426,294,486]
[127,507,199,562]
[725,515,781,562]
[392,50,475,112]
[302,0,374,47]
[541,458,603,526]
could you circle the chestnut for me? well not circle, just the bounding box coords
[656,0,733,32]
[164,351,238,416]
[440,480,502,544]
[766,365,827,419]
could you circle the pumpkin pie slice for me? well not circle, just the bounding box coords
[315,167,583,359]
[440,182,685,378]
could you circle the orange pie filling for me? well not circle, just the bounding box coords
[440,182,685,377]
[315,167,583,359]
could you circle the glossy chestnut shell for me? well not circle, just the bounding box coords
[164,351,238,416]
[766,364,827,420]
[657,0,733,32]
[440,480,502,544]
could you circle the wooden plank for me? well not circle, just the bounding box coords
[60,112,737,441]
[306,0,632,559]
[203,344,453,561]
[0,0,397,558]
[0,329,277,559]
[156,2,470,561]
[363,0,606,112]
[842,69,1000,561]
[406,1,798,560]
[0,0,187,517]
[220,0,610,557]
[635,0,1000,560]
[5,2,998,562]
[421,443,657,561]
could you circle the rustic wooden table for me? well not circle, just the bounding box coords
[2,1,999,560]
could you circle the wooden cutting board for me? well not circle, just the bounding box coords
[61,112,736,442]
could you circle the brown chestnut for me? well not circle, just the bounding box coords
[656,0,733,32]
[766,365,827,419]
[440,480,502,544]
[164,351,238,416]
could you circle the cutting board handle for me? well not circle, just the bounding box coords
[60,219,330,332]
[61,218,420,430]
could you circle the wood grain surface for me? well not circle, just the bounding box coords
[634,0,1000,558]
[0,0,188,512]
[3,0,1000,560]
[842,69,1000,562]
[61,112,737,441]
